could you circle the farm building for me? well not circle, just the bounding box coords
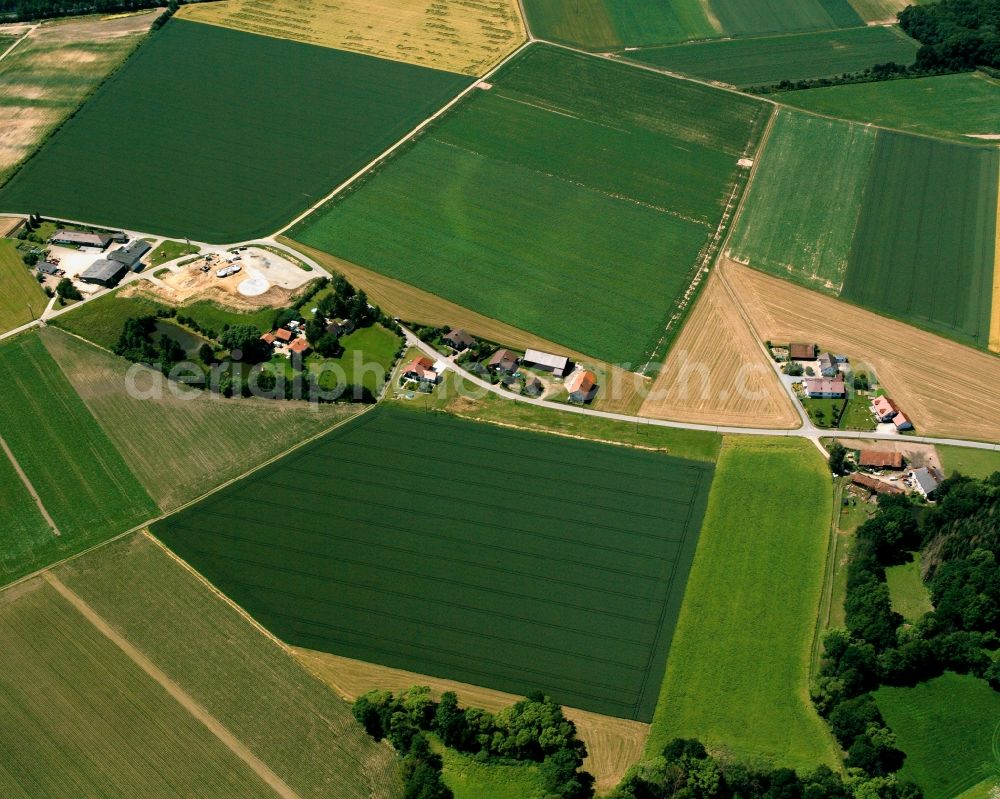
[487,348,520,374]
[871,395,899,422]
[36,261,63,277]
[50,229,112,249]
[523,349,569,377]
[789,343,816,361]
[523,375,543,396]
[804,378,846,399]
[79,258,128,288]
[818,352,838,377]
[852,473,904,496]
[260,332,277,346]
[274,328,293,343]
[566,370,598,403]
[910,467,942,498]
[402,356,438,384]
[859,450,904,470]
[288,338,310,356]
[326,319,353,337]
[107,239,151,270]
[442,328,474,351]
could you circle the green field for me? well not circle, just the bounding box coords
[435,738,546,799]
[0,450,54,581]
[40,327,360,512]
[54,532,402,799]
[647,437,838,770]
[0,578,281,798]
[779,71,1000,141]
[729,110,875,293]
[0,333,157,583]
[876,673,1000,799]
[153,405,714,721]
[522,0,719,49]
[292,45,766,365]
[937,445,1000,479]
[885,554,933,622]
[626,26,919,87]
[0,238,47,332]
[708,0,862,35]
[842,132,998,348]
[50,291,165,348]
[0,20,470,242]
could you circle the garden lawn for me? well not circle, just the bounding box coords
[0,333,157,582]
[292,45,766,365]
[0,238,47,333]
[876,673,1000,799]
[778,71,1000,141]
[0,20,470,242]
[148,239,199,267]
[885,554,933,622]
[729,109,875,294]
[627,26,918,87]
[842,132,998,349]
[153,405,715,721]
[647,437,839,770]
[309,323,401,393]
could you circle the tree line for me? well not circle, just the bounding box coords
[0,0,191,22]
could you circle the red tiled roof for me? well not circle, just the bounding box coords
[288,338,310,353]
[859,450,904,469]
[852,473,904,495]
[275,328,293,342]
[261,332,276,344]
[566,370,596,395]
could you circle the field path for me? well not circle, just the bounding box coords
[0,23,37,64]
[0,432,60,536]
[990,163,1000,354]
[42,572,301,799]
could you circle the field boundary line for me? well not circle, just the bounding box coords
[811,478,843,677]
[990,159,1000,354]
[0,23,37,63]
[0,432,61,536]
[42,571,301,799]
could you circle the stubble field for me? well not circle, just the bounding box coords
[153,405,714,721]
[0,237,46,332]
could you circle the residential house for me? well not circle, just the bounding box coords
[523,349,569,377]
[36,261,64,277]
[818,352,838,377]
[858,450,904,470]
[50,229,112,249]
[288,338,310,357]
[260,332,277,347]
[487,348,520,374]
[893,412,913,431]
[789,343,816,361]
[566,370,598,403]
[871,396,899,423]
[852,473,904,496]
[522,375,543,397]
[79,258,128,288]
[401,356,439,385]
[442,328,474,352]
[274,328,294,344]
[910,467,942,499]
[804,378,846,399]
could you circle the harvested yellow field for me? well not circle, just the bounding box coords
[0,12,155,182]
[289,240,649,414]
[178,0,526,76]
[722,258,1000,443]
[639,273,799,428]
[0,215,21,236]
[294,648,648,793]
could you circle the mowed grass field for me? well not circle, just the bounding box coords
[50,291,165,349]
[729,110,876,294]
[0,20,470,242]
[626,26,919,87]
[842,132,999,348]
[707,0,861,35]
[153,405,715,721]
[40,327,360,512]
[0,13,153,183]
[876,673,1000,799]
[779,71,1000,141]
[292,45,767,365]
[0,333,157,583]
[884,555,933,623]
[0,237,47,332]
[53,532,402,799]
[0,578,281,798]
[647,437,838,770]
[937,444,1000,479]
[178,0,525,76]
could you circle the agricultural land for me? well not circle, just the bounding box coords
[625,25,919,87]
[723,258,1000,443]
[291,44,768,365]
[39,327,360,512]
[153,405,714,721]
[778,71,1000,141]
[875,673,1000,799]
[0,20,470,242]
[49,291,166,349]
[638,272,798,428]
[0,332,157,582]
[937,444,1000,479]
[707,0,861,36]
[646,436,838,771]
[842,132,998,348]
[176,0,525,76]
[728,109,876,294]
[0,12,155,184]
[0,237,46,332]
[847,0,916,22]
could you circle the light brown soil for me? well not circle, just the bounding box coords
[293,648,648,793]
[287,240,649,415]
[831,437,942,472]
[177,0,525,77]
[0,216,21,236]
[639,272,799,428]
[721,257,1000,443]
[127,264,295,310]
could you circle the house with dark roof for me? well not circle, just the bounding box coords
[79,258,128,288]
[107,239,151,271]
[566,370,597,403]
[442,328,474,352]
[487,348,520,374]
[522,375,543,397]
[910,467,942,499]
[789,343,816,361]
[36,261,64,277]
[818,352,838,377]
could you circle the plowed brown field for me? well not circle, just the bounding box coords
[722,258,1000,443]
[639,272,799,428]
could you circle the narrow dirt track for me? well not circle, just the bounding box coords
[1,434,60,536]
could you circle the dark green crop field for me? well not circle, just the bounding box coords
[292,45,767,365]
[842,132,998,348]
[0,333,157,583]
[0,20,469,242]
[153,405,714,721]
[708,0,862,36]
[626,26,919,87]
